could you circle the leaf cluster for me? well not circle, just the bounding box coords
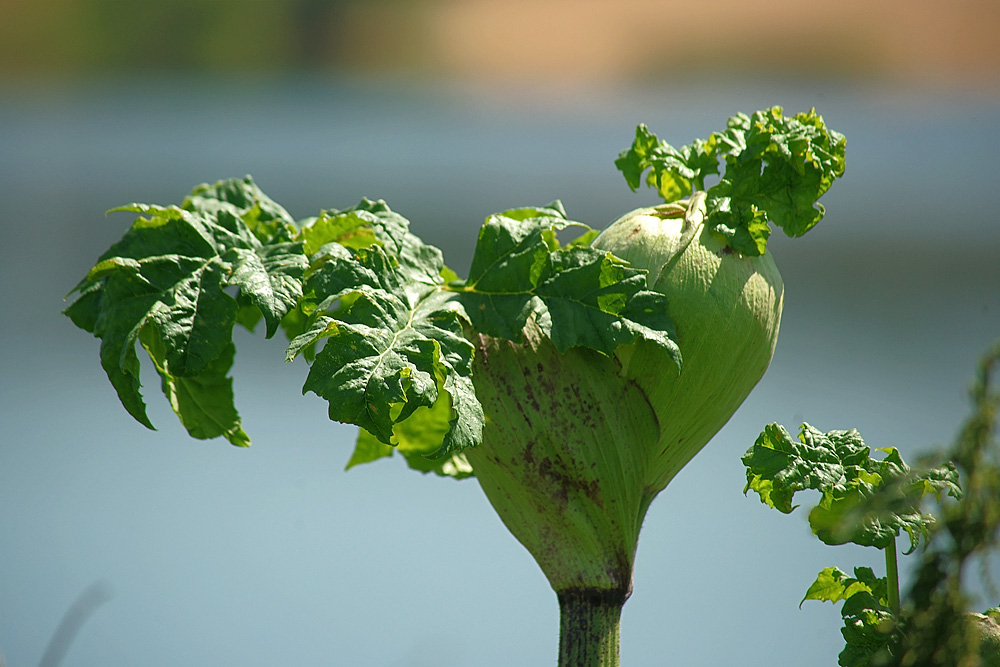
[743,340,1000,666]
[743,423,960,553]
[742,422,960,666]
[616,106,846,256]
[65,179,681,474]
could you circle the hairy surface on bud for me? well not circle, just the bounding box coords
[465,319,659,597]
[592,193,784,493]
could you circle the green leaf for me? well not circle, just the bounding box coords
[299,209,380,257]
[810,457,962,553]
[68,183,685,463]
[346,385,474,479]
[838,589,897,667]
[184,175,297,242]
[289,199,683,460]
[64,177,309,443]
[615,123,719,201]
[742,423,870,514]
[223,241,308,338]
[287,203,483,458]
[743,423,960,551]
[799,566,897,667]
[181,182,307,337]
[142,330,249,446]
[617,107,846,255]
[802,566,888,606]
[801,567,875,608]
[705,107,847,255]
[457,210,681,367]
[343,198,446,289]
[70,210,239,429]
[495,201,569,222]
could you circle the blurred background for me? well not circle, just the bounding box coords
[2,1,998,665]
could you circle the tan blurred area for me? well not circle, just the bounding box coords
[1,0,998,88]
[422,0,1000,87]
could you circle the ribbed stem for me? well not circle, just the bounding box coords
[558,590,625,667]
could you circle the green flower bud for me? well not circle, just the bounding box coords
[592,192,784,493]
[465,192,784,598]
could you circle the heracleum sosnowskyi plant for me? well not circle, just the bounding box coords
[64,106,845,666]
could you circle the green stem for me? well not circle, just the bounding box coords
[885,536,901,616]
[557,590,625,667]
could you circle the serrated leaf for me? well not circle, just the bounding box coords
[704,107,846,254]
[458,212,681,366]
[300,209,381,256]
[142,330,249,446]
[69,183,685,463]
[347,198,445,288]
[346,384,475,479]
[64,177,309,444]
[798,565,897,666]
[838,585,897,667]
[223,242,307,337]
[495,201,569,222]
[811,459,962,553]
[615,123,719,201]
[742,423,869,514]
[743,422,960,551]
[616,124,664,192]
[809,489,928,552]
[184,175,297,242]
[75,230,239,429]
[288,222,483,457]
[802,567,874,608]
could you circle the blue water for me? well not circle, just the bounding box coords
[1,75,998,666]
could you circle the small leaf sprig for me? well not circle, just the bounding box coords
[617,106,846,256]
[743,423,961,554]
[743,339,1000,667]
[742,423,962,666]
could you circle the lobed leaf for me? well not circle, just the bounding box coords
[802,566,888,608]
[741,423,870,514]
[299,210,379,256]
[184,175,298,242]
[288,203,484,459]
[64,177,308,445]
[798,565,897,666]
[801,567,874,608]
[837,589,897,667]
[615,123,719,202]
[346,386,474,479]
[743,423,959,551]
[457,210,681,368]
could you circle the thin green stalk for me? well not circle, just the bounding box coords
[557,590,625,667]
[886,535,901,616]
